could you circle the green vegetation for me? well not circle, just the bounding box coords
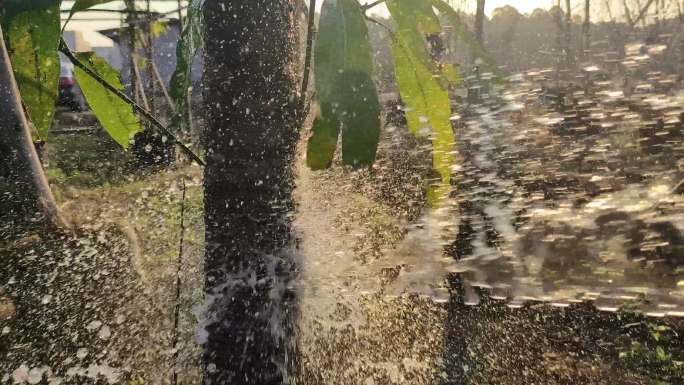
[619,322,684,383]
[169,0,204,133]
[386,0,457,202]
[306,0,381,169]
[74,52,142,148]
[6,5,60,139]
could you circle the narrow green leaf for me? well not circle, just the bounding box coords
[64,0,116,29]
[391,40,454,188]
[69,0,116,15]
[73,52,142,149]
[386,0,460,88]
[306,103,340,170]
[307,0,381,169]
[385,0,461,203]
[169,0,204,132]
[339,72,381,168]
[386,0,441,65]
[7,6,60,140]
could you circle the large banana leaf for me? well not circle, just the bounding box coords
[169,0,204,133]
[73,52,142,149]
[6,6,60,140]
[306,0,381,170]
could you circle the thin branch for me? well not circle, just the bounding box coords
[362,0,386,12]
[151,60,176,112]
[623,0,634,25]
[60,8,148,14]
[672,177,684,195]
[630,0,656,27]
[131,55,151,110]
[364,14,395,37]
[58,39,205,167]
[171,178,187,385]
[300,0,317,112]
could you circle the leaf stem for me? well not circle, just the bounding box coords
[58,38,205,167]
[300,0,317,112]
[361,0,385,12]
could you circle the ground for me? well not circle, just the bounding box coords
[1,100,683,384]
[1,128,204,384]
[292,106,684,385]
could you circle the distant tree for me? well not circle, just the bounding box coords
[565,0,574,65]
[582,0,591,60]
[475,0,486,44]
[491,5,522,56]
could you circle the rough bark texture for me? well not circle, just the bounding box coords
[0,25,62,233]
[202,1,300,384]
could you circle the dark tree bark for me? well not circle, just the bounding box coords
[202,1,300,384]
[0,25,63,232]
[475,0,486,44]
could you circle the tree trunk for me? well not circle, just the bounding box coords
[582,0,591,60]
[554,0,564,83]
[475,0,486,44]
[0,25,63,232]
[565,0,573,65]
[202,1,300,384]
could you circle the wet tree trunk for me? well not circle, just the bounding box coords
[0,25,63,232]
[202,1,300,384]
[475,0,486,45]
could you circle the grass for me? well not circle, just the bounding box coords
[34,128,206,383]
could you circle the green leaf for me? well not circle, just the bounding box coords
[306,0,381,169]
[7,6,60,140]
[386,0,441,63]
[1,0,59,27]
[169,0,204,133]
[656,346,671,362]
[73,52,142,148]
[339,72,381,168]
[150,21,168,38]
[69,0,116,15]
[306,103,340,170]
[64,0,116,29]
[391,35,455,203]
[386,0,460,87]
[385,0,462,202]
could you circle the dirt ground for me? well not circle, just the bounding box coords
[1,109,683,384]
[1,127,205,384]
